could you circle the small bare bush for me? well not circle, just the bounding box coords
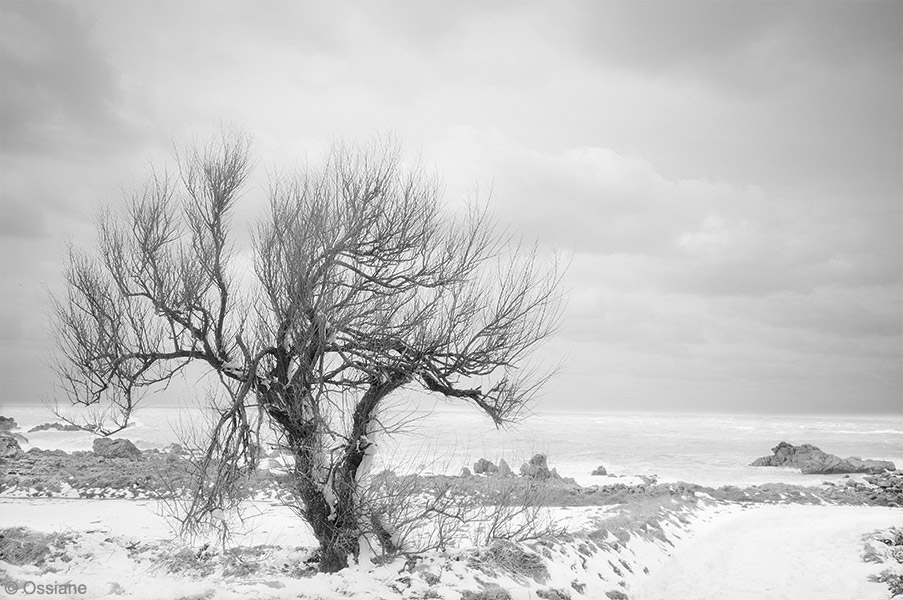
[360,472,565,557]
[472,479,564,546]
[362,472,475,554]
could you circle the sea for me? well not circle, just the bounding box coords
[3,400,901,489]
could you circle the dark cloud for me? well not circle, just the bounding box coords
[0,0,125,154]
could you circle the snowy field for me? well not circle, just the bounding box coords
[1,496,900,599]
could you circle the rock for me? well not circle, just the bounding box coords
[7,432,28,445]
[497,459,514,478]
[750,441,895,474]
[93,437,142,459]
[591,465,608,476]
[846,456,897,473]
[0,435,22,458]
[862,471,903,506]
[28,422,83,433]
[520,453,553,479]
[460,467,472,477]
[163,443,185,455]
[473,458,498,475]
[0,416,18,432]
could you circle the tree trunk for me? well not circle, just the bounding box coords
[292,449,359,572]
[317,527,358,573]
[277,377,407,572]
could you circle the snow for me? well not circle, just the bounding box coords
[1,496,899,599]
[631,504,903,600]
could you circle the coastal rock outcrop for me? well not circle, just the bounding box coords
[750,441,895,474]
[0,417,28,446]
[591,465,608,476]
[818,471,903,506]
[497,458,515,478]
[28,422,83,433]
[520,454,560,480]
[862,471,903,506]
[473,458,516,477]
[473,458,498,475]
[93,437,142,459]
[0,435,22,459]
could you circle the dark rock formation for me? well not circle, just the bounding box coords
[0,435,22,459]
[862,471,903,506]
[497,458,514,478]
[7,432,28,445]
[817,471,903,507]
[591,465,608,476]
[845,456,897,473]
[520,454,557,479]
[93,437,142,459]
[28,422,83,433]
[473,458,498,475]
[460,467,472,477]
[0,418,28,444]
[163,443,185,455]
[750,441,895,474]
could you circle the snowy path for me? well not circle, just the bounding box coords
[631,504,902,600]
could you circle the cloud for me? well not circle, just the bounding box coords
[0,1,127,154]
[0,2,898,414]
[430,129,900,412]
[436,129,901,300]
[0,197,47,239]
[553,2,902,96]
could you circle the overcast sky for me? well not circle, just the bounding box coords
[1,1,900,415]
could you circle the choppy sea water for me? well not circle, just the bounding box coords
[3,400,900,488]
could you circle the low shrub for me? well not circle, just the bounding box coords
[0,527,70,566]
[536,587,571,600]
[479,539,549,583]
[461,584,512,600]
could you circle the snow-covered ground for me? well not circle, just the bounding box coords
[632,503,903,600]
[4,496,897,599]
[4,417,902,598]
[0,496,710,599]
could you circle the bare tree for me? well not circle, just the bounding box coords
[51,131,563,572]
